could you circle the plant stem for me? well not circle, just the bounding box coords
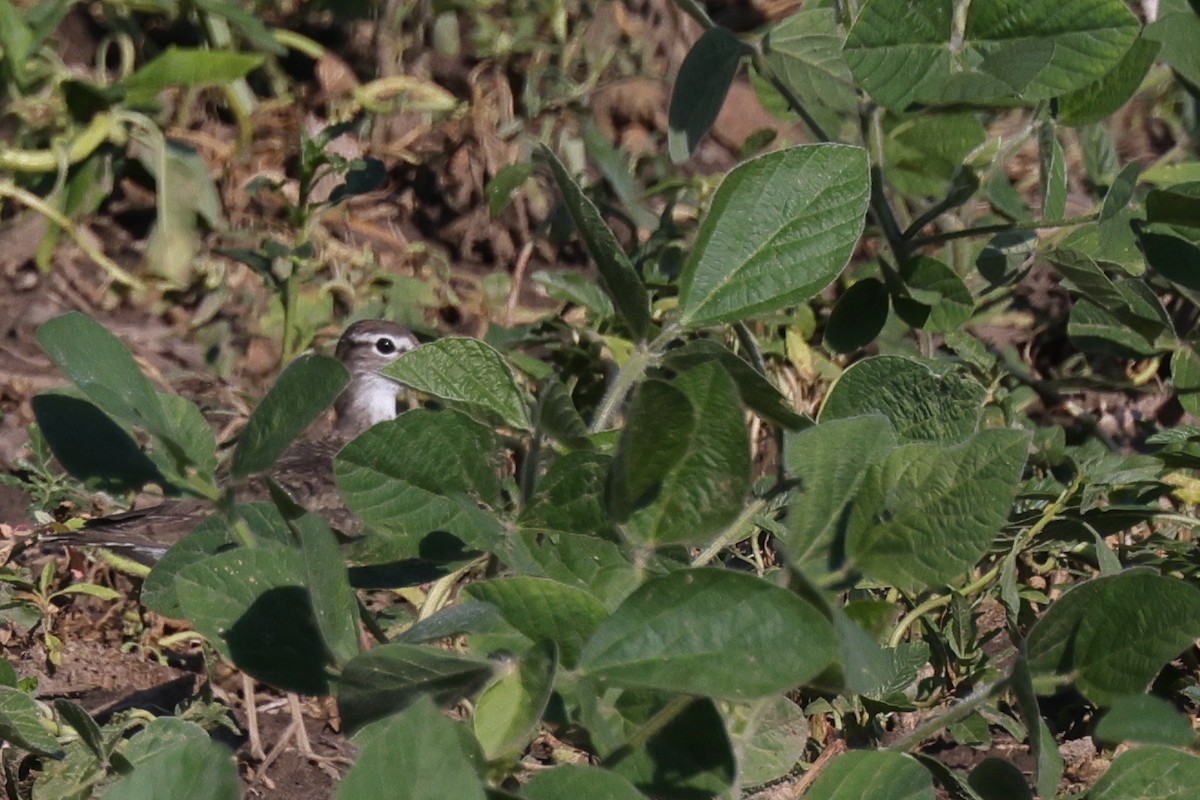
[588,324,679,433]
[910,212,1098,248]
[887,475,1083,648]
[884,677,1010,752]
[692,497,769,567]
[0,181,144,289]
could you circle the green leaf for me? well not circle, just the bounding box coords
[294,513,360,667]
[668,27,748,162]
[524,764,645,800]
[661,339,807,429]
[1173,346,1200,417]
[608,697,736,798]
[53,700,104,761]
[1146,182,1200,228]
[726,695,810,786]
[537,144,650,337]
[336,409,505,564]
[1026,570,1200,705]
[1059,36,1160,126]
[486,163,535,217]
[231,354,349,479]
[141,503,289,618]
[804,750,934,800]
[761,6,858,117]
[174,547,332,695]
[885,114,987,198]
[782,415,898,578]
[968,758,1033,800]
[607,380,694,521]
[825,278,890,353]
[1089,745,1200,800]
[37,313,170,449]
[339,697,487,800]
[336,643,495,733]
[531,269,614,321]
[1095,695,1196,747]
[381,337,530,430]
[32,391,164,493]
[1146,7,1200,88]
[0,686,64,757]
[580,569,837,699]
[846,429,1031,588]
[124,46,265,99]
[1069,298,1162,357]
[105,719,239,800]
[819,356,985,442]
[1140,226,1200,293]
[138,139,226,284]
[895,257,974,333]
[36,313,216,491]
[464,577,609,669]
[621,363,751,545]
[473,640,557,761]
[677,144,870,327]
[1039,123,1067,220]
[843,0,1139,110]
[519,451,614,537]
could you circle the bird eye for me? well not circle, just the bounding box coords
[375,337,397,355]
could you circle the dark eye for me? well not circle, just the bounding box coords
[375,337,397,355]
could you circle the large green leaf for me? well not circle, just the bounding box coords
[607,380,695,521]
[537,144,651,337]
[1088,745,1200,800]
[844,0,1140,110]
[1059,35,1160,126]
[335,409,505,564]
[1094,695,1195,747]
[142,503,291,618]
[781,415,897,577]
[174,547,332,695]
[338,697,486,800]
[608,696,736,798]
[846,429,1031,588]
[231,354,348,479]
[294,513,360,667]
[825,278,890,353]
[668,26,748,162]
[472,640,557,762]
[0,686,64,757]
[464,577,609,669]
[580,569,837,699]
[677,144,869,327]
[1025,570,1200,705]
[336,643,495,733]
[661,338,807,429]
[761,5,858,117]
[1145,5,1200,88]
[519,451,614,538]
[805,751,934,800]
[123,46,265,99]
[36,313,201,473]
[819,356,985,442]
[104,719,240,800]
[32,391,165,493]
[381,337,530,431]
[621,363,751,545]
[524,765,645,800]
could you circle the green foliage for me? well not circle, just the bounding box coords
[13,0,1200,796]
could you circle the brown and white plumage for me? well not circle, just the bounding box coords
[44,320,419,564]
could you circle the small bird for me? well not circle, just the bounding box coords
[42,319,419,565]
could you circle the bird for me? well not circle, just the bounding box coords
[40,319,419,565]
